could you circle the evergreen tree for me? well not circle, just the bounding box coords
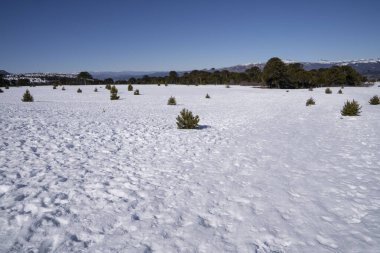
[262,57,289,88]
[128,84,133,91]
[94,87,98,92]
[176,109,200,129]
[110,85,119,100]
[167,96,177,105]
[205,93,210,99]
[306,97,315,106]
[0,88,3,93]
[225,84,230,88]
[62,86,66,90]
[369,95,380,105]
[21,89,34,102]
[325,88,332,94]
[105,84,111,90]
[53,85,57,89]
[338,89,343,94]
[134,89,140,95]
[77,88,82,93]
[341,100,361,116]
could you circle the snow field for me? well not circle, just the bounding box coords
[0,84,380,252]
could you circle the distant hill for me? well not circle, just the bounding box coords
[0,70,10,76]
[90,71,168,81]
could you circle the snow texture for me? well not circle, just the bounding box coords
[0,84,380,253]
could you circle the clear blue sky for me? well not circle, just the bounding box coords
[1,0,379,73]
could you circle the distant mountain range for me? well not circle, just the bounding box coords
[221,58,380,78]
[90,58,380,80]
[2,58,380,80]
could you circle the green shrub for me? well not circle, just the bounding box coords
[134,89,140,95]
[325,88,332,94]
[369,95,380,105]
[157,83,161,86]
[5,85,9,89]
[338,89,343,94]
[306,97,315,106]
[21,89,34,102]
[62,86,66,91]
[94,88,98,92]
[341,100,361,116]
[165,83,168,87]
[128,84,133,91]
[105,84,111,90]
[0,88,4,93]
[77,88,82,93]
[308,87,313,91]
[205,94,210,99]
[176,109,200,129]
[167,96,176,105]
[53,85,57,89]
[110,85,119,100]
[226,85,230,88]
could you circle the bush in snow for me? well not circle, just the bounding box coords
[77,88,82,93]
[338,89,343,94]
[176,108,200,129]
[53,85,57,89]
[226,84,230,88]
[308,87,313,91]
[21,89,34,102]
[306,97,315,106]
[165,83,168,86]
[369,95,380,105]
[62,86,66,90]
[0,88,4,93]
[5,85,9,89]
[325,88,332,94]
[341,100,361,116]
[105,84,111,90]
[167,96,176,105]
[128,84,133,91]
[94,87,98,92]
[205,94,210,99]
[157,83,161,86]
[134,89,140,95]
[110,85,120,100]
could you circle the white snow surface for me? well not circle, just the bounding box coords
[1,84,380,253]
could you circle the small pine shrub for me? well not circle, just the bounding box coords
[94,88,98,92]
[21,89,34,102]
[165,83,168,87]
[341,100,361,116]
[128,84,133,91]
[77,88,82,93]
[110,85,119,100]
[157,83,161,86]
[205,94,210,99]
[5,86,9,89]
[226,85,230,88]
[338,89,343,94]
[53,85,57,89]
[306,97,315,106]
[105,84,111,90]
[62,86,66,91]
[176,109,200,129]
[286,90,289,92]
[0,88,3,93]
[134,89,140,95]
[325,88,332,94]
[308,87,313,91]
[369,95,380,105]
[167,96,176,105]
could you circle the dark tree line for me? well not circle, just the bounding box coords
[0,58,367,88]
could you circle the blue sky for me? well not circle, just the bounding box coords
[0,0,379,73]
